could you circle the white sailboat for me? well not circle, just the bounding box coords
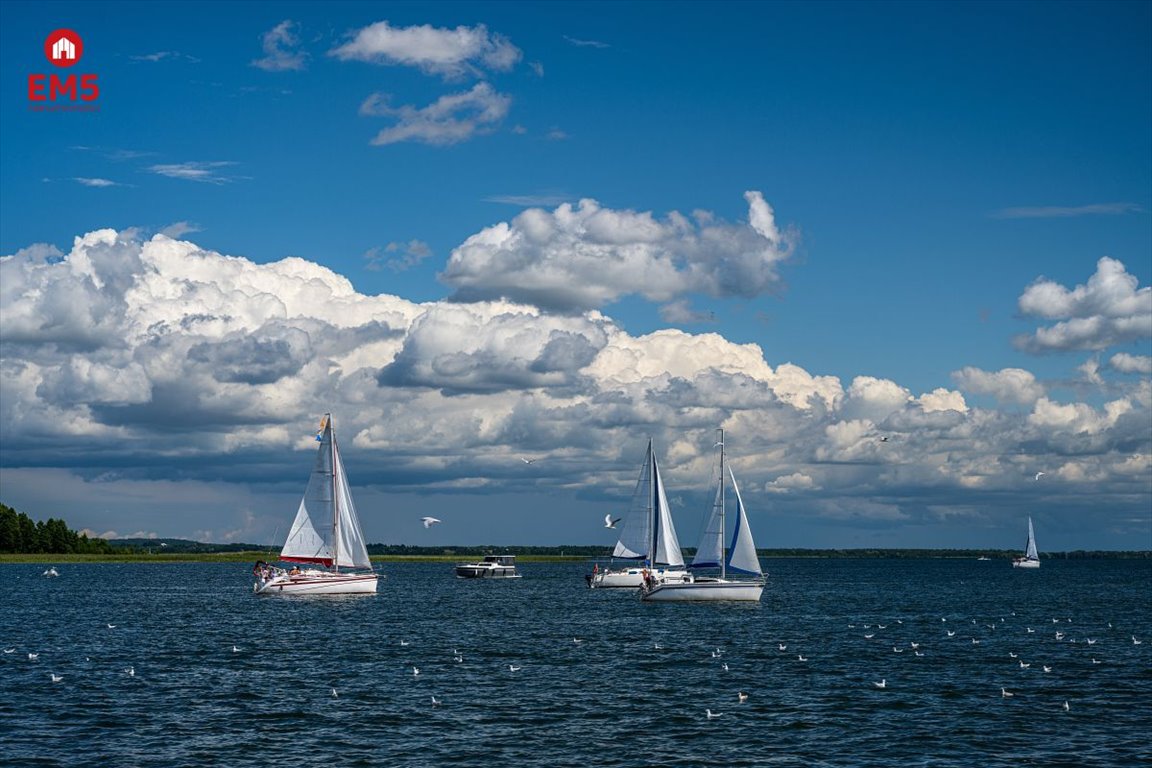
[253,414,379,595]
[1011,516,1040,569]
[587,439,690,589]
[642,429,764,602]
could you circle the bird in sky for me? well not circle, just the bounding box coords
[604,514,621,529]
[1035,471,1045,481]
[421,517,441,528]
[879,436,890,442]
[520,457,536,465]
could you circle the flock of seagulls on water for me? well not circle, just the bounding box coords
[8,566,1147,731]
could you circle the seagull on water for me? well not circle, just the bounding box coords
[1087,638,1096,645]
[28,653,38,661]
[400,640,410,647]
[1043,665,1052,673]
[107,624,116,629]
[421,517,441,528]
[3,648,15,654]
[947,630,955,637]
[232,645,241,653]
[50,673,63,683]
[125,666,135,677]
[706,709,724,719]
[722,662,729,671]
[1019,661,1030,669]
[431,695,441,707]
[331,688,338,698]
[797,654,808,662]
[412,666,420,677]
[1133,636,1143,645]
[737,691,748,703]
[604,514,621,529]
[454,653,464,663]
[874,679,887,689]
[1001,688,1014,698]
[1008,652,1018,658]
[778,643,787,651]
[1063,700,1070,712]
[509,664,522,672]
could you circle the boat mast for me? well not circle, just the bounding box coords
[718,428,726,580]
[329,413,339,574]
[648,439,657,568]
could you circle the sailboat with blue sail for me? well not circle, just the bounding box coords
[642,429,764,602]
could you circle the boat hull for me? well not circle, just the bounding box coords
[1012,559,1040,569]
[254,572,378,595]
[642,578,764,602]
[454,565,520,579]
[589,567,688,589]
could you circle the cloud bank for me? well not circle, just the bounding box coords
[2,227,1148,545]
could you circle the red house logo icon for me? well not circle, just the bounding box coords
[44,29,83,68]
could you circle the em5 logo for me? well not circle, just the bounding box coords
[29,29,100,107]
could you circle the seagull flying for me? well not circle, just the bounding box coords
[520,457,536,465]
[421,517,441,528]
[1034,472,1045,481]
[604,514,621,529]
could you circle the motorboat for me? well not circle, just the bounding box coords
[455,554,521,579]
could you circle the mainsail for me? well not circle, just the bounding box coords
[280,415,372,570]
[690,433,762,577]
[611,440,684,568]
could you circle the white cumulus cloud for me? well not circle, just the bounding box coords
[330,21,521,78]
[441,191,796,312]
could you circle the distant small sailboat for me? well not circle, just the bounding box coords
[1012,517,1040,569]
[253,414,379,595]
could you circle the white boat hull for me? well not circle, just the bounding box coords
[1012,559,1040,569]
[254,571,378,595]
[642,577,764,602]
[589,567,688,589]
[454,566,520,578]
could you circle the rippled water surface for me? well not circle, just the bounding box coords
[2,559,1150,767]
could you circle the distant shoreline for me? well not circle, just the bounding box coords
[2,548,1148,564]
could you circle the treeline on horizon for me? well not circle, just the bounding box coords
[0,503,114,554]
[2,503,1147,559]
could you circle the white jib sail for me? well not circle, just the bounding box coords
[651,454,685,568]
[331,436,371,569]
[1024,517,1038,560]
[725,468,762,576]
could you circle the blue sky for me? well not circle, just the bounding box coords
[1,1,1149,551]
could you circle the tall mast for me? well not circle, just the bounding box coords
[648,439,657,567]
[718,428,726,580]
[329,414,339,573]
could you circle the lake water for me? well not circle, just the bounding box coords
[2,559,1150,767]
